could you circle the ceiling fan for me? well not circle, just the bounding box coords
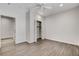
[36,3,53,9]
[35,3,53,15]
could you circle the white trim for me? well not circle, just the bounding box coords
[46,38,79,46]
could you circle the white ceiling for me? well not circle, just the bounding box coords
[36,3,79,17]
[0,3,79,17]
[0,3,36,9]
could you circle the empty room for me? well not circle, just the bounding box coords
[0,3,79,56]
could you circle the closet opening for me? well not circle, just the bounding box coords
[37,21,42,42]
[0,15,16,48]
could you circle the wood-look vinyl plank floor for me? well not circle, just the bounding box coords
[0,39,79,56]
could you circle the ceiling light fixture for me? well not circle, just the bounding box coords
[59,3,63,7]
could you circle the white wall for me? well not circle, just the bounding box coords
[29,7,45,43]
[26,10,30,42]
[0,4,43,44]
[30,8,37,43]
[42,17,46,39]
[44,6,79,46]
[0,4,28,44]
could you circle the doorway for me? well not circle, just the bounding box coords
[37,21,42,42]
[0,15,16,48]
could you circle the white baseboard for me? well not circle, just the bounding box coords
[45,38,79,46]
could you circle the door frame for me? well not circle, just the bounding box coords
[34,20,42,42]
